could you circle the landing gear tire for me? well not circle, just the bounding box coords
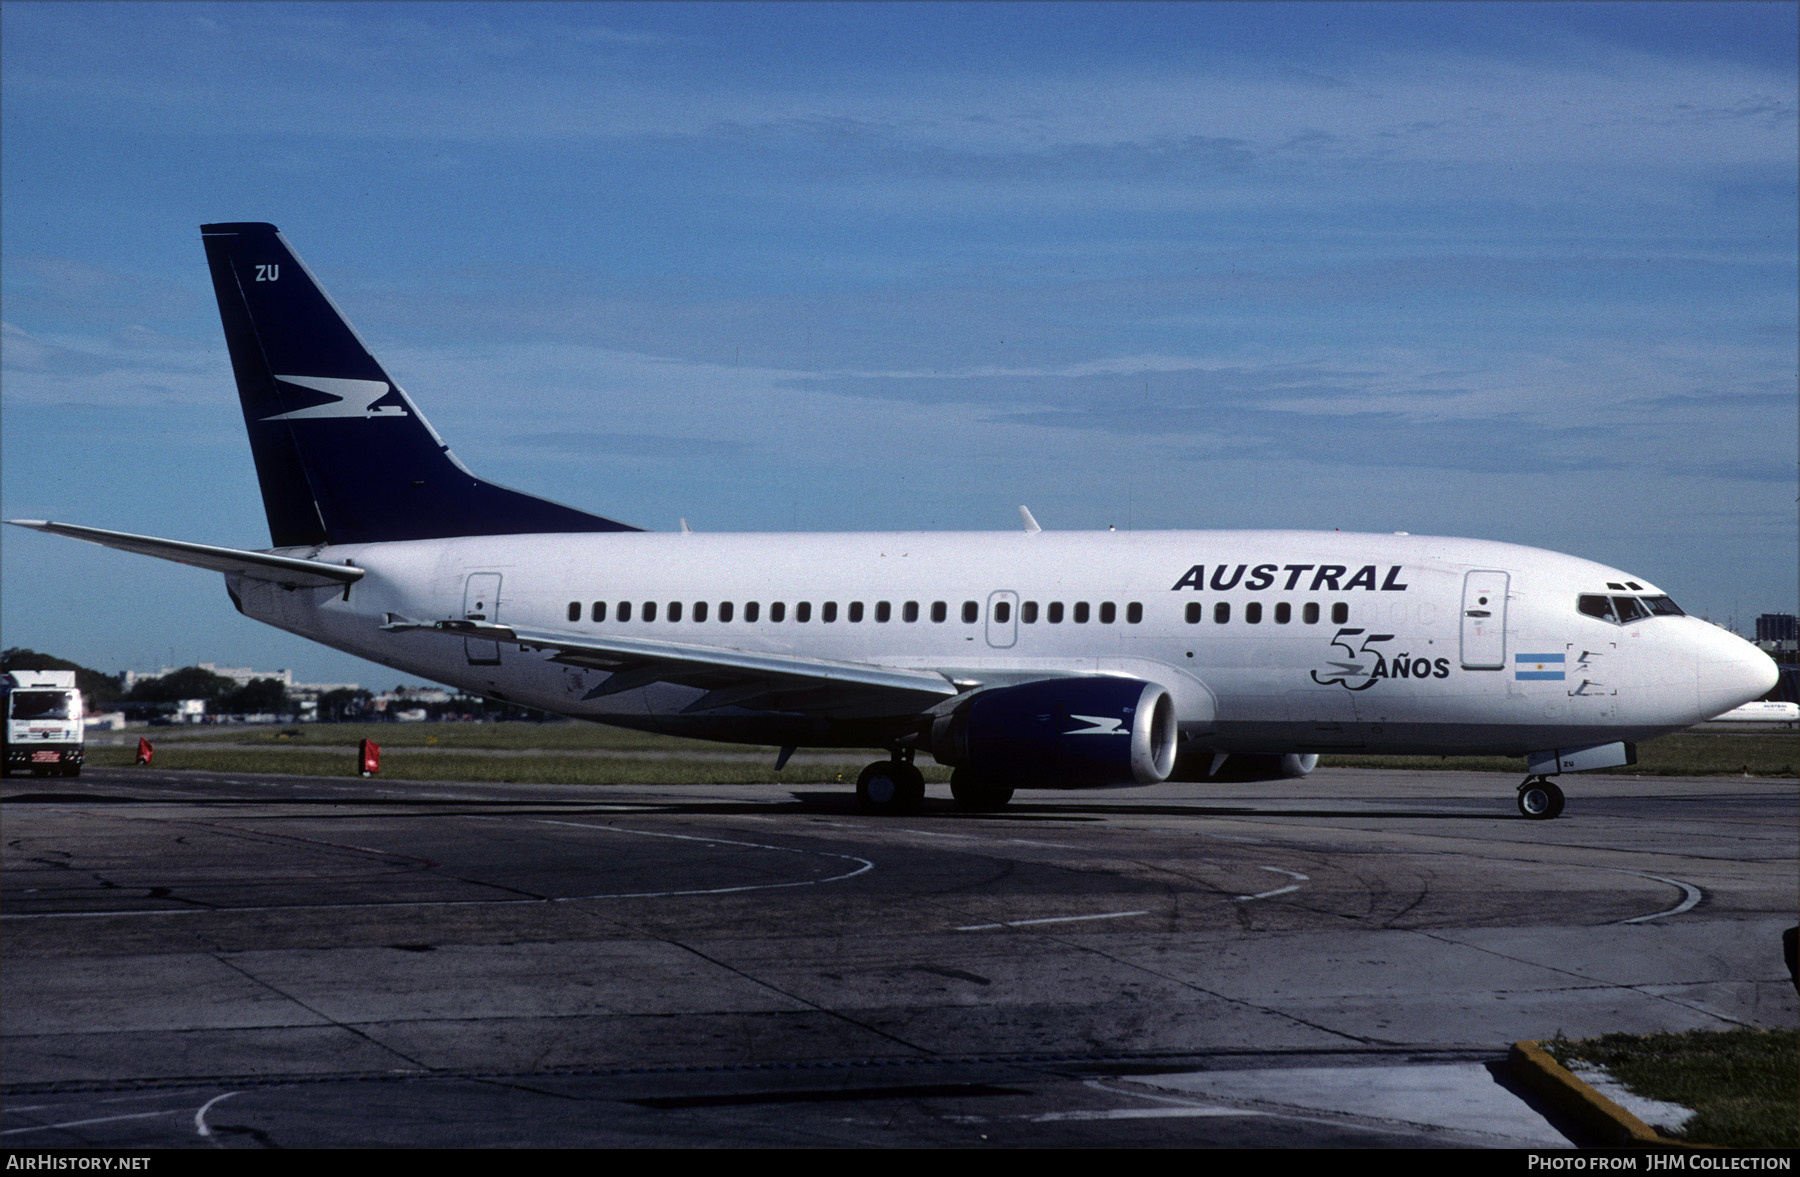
[950,768,1014,813]
[857,760,925,815]
[1517,777,1564,820]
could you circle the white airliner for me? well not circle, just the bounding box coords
[1700,700,1799,727]
[9,223,1779,819]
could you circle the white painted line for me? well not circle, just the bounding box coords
[956,910,1148,931]
[529,819,874,898]
[1234,866,1309,902]
[194,1091,240,1140]
[1608,870,1703,923]
[1028,1105,1255,1122]
[3,821,874,917]
[1,1110,175,1136]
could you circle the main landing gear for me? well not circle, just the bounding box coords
[1516,776,1565,820]
[853,753,1019,815]
[949,768,1014,813]
[856,754,925,815]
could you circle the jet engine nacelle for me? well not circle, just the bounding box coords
[930,677,1178,787]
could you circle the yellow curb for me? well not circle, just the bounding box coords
[1508,1040,1712,1150]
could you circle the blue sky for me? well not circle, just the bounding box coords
[3,1,1795,687]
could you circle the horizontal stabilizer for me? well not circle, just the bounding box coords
[384,616,960,719]
[7,520,365,589]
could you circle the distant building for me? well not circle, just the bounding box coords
[1755,614,1797,642]
[1754,614,1798,657]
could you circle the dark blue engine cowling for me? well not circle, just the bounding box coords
[930,677,1178,787]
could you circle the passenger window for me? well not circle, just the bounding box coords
[796,602,812,623]
[931,601,947,623]
[904,601,919,622]
[1022,601,1039,623]
[1613,596,1649,624]
[745,602,760,623]
[876,601,891,622]
[719,601,734,623]
[693,601,708,622]
[1303,602,1319,624]
[1578,595,1616,623]
[821,602,837,623]
[1048,602,1064,624]
[568,602,581,622]
[1331,603,1348,624]
[618,601,632,622]
[1127,602,1142,624]
[591,601,606,623]
[643,601,658,622]
[667,601,682,623]
[1074,602,1090,623]
[1185,602,1202,624]
[994,601,1011,623]
[1214,602,1230,623]
[962,601,978,623]
[1274,601,1290,623]
[1099,602,1116,624]
[849,602,863,622]
[1245,602,1262,624]
[770,602,785,622]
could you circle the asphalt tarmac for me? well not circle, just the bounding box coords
[3,765,1794,1148]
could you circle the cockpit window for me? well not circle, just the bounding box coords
[1578,595,1617,623]
[1580,593,1683,624]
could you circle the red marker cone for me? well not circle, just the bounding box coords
[359,738,380,777]
[135,738,153,766]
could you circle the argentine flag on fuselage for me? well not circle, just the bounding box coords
[1514,653,1566,681]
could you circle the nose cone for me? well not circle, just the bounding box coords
[1694,625,1780,718]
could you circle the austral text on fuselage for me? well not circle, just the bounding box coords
[1170,564,1411,593]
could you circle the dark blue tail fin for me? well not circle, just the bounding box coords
[201,222,638,547]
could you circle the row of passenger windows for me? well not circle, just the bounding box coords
[1184,600,1349,625]
[563,598,1350,627]
[564,599,1148,625]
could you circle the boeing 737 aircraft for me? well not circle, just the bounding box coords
[10,223,1779,818]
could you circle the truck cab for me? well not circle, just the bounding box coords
[2,670,86,777]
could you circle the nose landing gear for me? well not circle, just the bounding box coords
[1517,776,1565,820]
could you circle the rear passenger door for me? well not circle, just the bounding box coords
[463,573,503,665]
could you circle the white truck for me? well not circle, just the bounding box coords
[2,670,85,777]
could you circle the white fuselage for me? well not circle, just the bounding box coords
[228,528,1775,759]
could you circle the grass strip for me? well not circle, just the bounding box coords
[1321,732,1795,778]
[1546,1028,1799,1149]
[83,743,952,786]
[96,725,1797,777]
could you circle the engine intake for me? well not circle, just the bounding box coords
[930,677,1178,787]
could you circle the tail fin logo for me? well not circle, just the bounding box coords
[263,375,409,421]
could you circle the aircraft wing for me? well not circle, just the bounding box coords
[6,520,364,589]
[383,617,962,719]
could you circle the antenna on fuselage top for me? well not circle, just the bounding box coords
[1019,505,1041,534]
